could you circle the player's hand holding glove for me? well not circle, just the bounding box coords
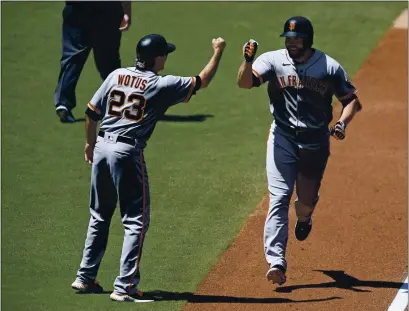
[330,120,346,140]
[243,39,258,62]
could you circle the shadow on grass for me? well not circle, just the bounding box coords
[59,118,85,123]
[62,115,213,124]
[75,290,112,295]
[158,114,214,122]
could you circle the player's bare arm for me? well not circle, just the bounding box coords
[331,97,362,140]
[339,97,362,125]
[237,39,258,89]
[84,115,98,164]
[237,62,253,88]
[198,38,226,89]
[119,1,131,31]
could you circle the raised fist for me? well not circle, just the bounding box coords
[212,37,226,53]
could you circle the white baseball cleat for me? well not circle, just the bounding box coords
[71,280,104,293]
[110,290,155,303]
[266,266,287,285]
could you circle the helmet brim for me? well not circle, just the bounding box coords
[167,43,176,54]
[280,32,308,38]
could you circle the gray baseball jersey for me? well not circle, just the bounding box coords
[88,67,198,144]
[252,48,357,131]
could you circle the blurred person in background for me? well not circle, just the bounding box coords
[54,1,132,123]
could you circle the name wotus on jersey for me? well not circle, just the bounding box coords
[118,74,148,91]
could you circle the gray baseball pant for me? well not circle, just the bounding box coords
[264,125,329,271]
[75,135,150,295]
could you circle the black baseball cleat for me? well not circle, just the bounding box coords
[295,218,313,241]
[56,106,76,123]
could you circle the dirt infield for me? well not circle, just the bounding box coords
[183,23,408,311]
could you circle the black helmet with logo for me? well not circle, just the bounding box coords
[280,16,314,47]
[135,34,176,69]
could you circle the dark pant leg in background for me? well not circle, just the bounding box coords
[54,4,91,110]
[90,10,122,80]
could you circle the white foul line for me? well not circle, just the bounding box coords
[387,276,408,311]
[392,9,408,29]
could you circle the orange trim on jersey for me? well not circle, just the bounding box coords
[88,102,101,114]
[183,77,196,103]
[128,151,147,294]
[337,89,358,101]
[252,69,263,84]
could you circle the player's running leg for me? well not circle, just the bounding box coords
[294,145,330,241]
[264,126,298,284]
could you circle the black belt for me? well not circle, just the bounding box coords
[275,121,328,138]
[98,131,137,146]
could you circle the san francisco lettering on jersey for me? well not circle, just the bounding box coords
[278,75,328,96]
[117,74,148,91]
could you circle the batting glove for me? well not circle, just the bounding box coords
[330,120,346,140]
[243,39,258,62]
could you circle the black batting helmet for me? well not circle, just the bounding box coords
[280,16,314,48]
[135,34,176,69]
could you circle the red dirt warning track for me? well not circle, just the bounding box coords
[183,27,408,311]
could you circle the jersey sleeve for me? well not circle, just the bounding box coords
[332,64,358,106]
[161,75,199,106]
[252,52,274,85]
[87,70,116,116]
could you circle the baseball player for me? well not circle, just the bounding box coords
[237,16,362,285]
[71,33,226,302]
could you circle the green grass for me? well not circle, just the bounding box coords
[1,2,406,311]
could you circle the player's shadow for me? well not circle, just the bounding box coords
[275,270,406,294]
[75,290,112,295]
[59,118,86,123]
[76,289,341,304]
[62,115,212,123]
[158,114,214,122]
[141,290,341,304]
